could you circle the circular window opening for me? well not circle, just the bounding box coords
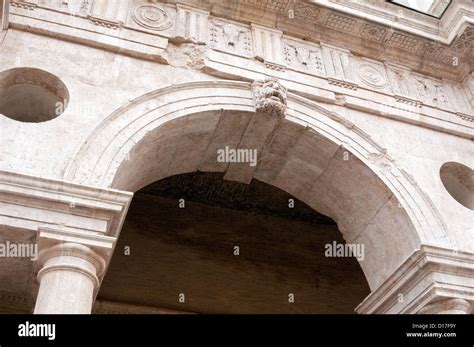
[440,162,474,210]
[0,68,69,122]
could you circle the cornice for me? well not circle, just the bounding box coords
[0,170,133,236]
[168,0,473,80]
[356,244,474,314]
[6,0,473,81]
[5,2,474,138]
[311,0,474,43]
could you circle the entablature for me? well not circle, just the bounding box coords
[5,0,474,138]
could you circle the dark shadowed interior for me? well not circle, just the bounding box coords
[97,172,370,314]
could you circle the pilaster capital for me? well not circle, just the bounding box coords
[356,245,474,314]
[35,227,117,286]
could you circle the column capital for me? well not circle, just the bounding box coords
[356,244,474,314]
[33,228,118,314]
[35,227,116,283]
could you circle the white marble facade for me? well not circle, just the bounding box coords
[0,0,473,314]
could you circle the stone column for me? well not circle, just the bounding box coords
[34,242,106,314]
[418,298,472,314]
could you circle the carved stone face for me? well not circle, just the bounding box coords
[252,79,287,118]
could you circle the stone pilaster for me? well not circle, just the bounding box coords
[356,245,474,314]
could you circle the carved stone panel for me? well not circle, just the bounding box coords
[354,60,389,90]
[131,4,172,31]
[412,75,452,109]
[360,24,387,42]
[208,20,253,57]
[283,39,325,76]
[325,12,356,33]
[37,0,90,14]
[242,0,290,12]
[293,2,319,21]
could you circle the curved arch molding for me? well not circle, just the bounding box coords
[64,80,452,289]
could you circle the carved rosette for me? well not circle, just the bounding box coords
[356,63,388,89]
[132,5,172,31]
[252,78,287,118]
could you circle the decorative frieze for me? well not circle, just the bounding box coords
[242,0,290,12]
[91,0,126,19]
[293,2,319,21]
[283,38,325,75]
[417,42,443,58]
[208,20,253,57]
[355,61,389,90]
[251,24,284,66]
[320,45,358,90]
[450,38,471,53]
[386,32,419,51]
[11,0,37,10]
[394,95,422,108]
[328,78,358,91]
[456,113,474,122]
[174,4,208,44]
[325,12,356,33]
[131,4,172,31]
[360,24,387,42]
[411,75,453,109]
[7,0,473,118]
[385,64,412,97]
[460,25,474,41]
[89,0,129,29]
[35,0,90,14]
[88,16,121,29]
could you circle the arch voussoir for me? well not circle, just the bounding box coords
[65,80,450,292]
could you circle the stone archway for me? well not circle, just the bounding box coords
[64,79,451,293]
